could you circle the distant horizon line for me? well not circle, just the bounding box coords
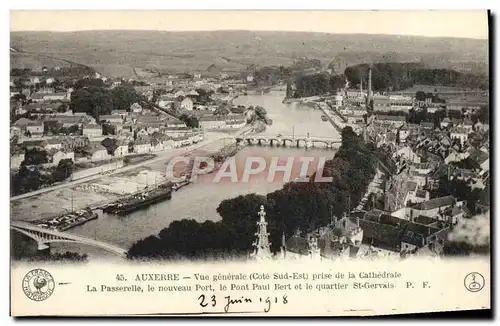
[9,29,488,40]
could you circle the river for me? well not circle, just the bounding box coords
[50,90,341,259]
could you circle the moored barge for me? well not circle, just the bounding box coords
[104,186,173,216]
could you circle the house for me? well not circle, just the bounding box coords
[186,90,199,97]
[404,183,430,206]
[398,125,410,143]
[99,115,124,124]
[161,126,192,138]
[373,115,406,127]
[15,106,27,115]
[172,135,193,148]
[26,122,45,137]
[450,127,469,145]
[44,113,95,125]
[10,152,25,170]
[444,151,469,164]
[130,102,143,113]
[409,195,456,219]
[419,121,434,131]
[158,98,174,109]
[82,124,103,137]
[61,137,89,151]
[88,146,109,162]
[467,149,489,172]
[13,118,37,132]
[474,121,489,133]
[440,117,452,129]
[44,138,63,151]
[392,146,421,164]
[462,118,475,134]
[181,97,194,111]
[49,149,75,165]
[446,98,487,111]
[111,109,129,117]
[28,76,40,85]
[10,126,22,139]
[43,92,69,102]
[45,77,55,85]
[166,120,187,128]
[359,209,446,255]
[134,137,152,154]
[29,93,46,103]
[37,87,55,94]
[413,162,434,175]
[21,139,48,151]
[372,97,391,112]
[113,140,129,157]
[345,115,365,125]
[225,119,247,129]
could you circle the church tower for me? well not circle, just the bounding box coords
[251,205,273,260]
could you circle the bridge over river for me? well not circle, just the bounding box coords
[11,221,128,257]
[235,134,341,149]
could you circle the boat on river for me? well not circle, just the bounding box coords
[103,186,173,216]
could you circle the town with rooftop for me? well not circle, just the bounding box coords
[10,31,490,262]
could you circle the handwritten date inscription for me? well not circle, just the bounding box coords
[198,294,288,313]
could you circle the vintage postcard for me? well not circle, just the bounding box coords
[9,10,490,316]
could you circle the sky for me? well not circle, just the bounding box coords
[10,10,489,39]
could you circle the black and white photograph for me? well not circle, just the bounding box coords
[8,9,491,316]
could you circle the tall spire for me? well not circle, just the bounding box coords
[251,205,273,260]
[308,236,321,260]
[280,232,287,259]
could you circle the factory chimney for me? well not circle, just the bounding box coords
[367,66,372,107]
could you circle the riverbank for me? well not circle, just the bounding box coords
[10,134,232,221]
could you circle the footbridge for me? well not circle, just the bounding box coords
[11,221,128,257]
[235,134,341,149]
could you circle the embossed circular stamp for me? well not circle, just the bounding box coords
[22,269,55,301]
[464,272,485,293]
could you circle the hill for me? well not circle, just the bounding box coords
[10,30,489,78]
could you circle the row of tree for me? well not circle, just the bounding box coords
[292,62,488,98]
[344,63,488,92]
[127,127,379,260]
[70,82,142,120]
[11,159,74,196]
[292,73,345,98]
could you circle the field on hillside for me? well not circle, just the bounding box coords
[10,30,489,78]
[10,52,74,71]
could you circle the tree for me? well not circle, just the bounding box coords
[74,78,105,89]
[43,121,63,136]
[53,159,74,182]
[57,103,69,113]
[11,94,26,102]
[179,114,199,128]
[101,137,118,155]
[70,86,113,120]
[24,149,49,165]
[111,85,141,111]
[415,91,427,101]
